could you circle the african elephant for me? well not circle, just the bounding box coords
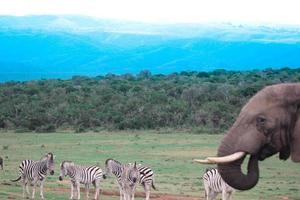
[195,83,300,190]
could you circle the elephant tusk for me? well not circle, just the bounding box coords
[192,159,216,164]
[207,152,246,163]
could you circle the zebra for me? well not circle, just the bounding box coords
[202,168,235,200]
[0,156,3,170]
[105,159,125,200]
[105,159,156,200]
[59,161,105,200]
[11,152,55,199]
[121,162,140,200]
[136,164,156,200]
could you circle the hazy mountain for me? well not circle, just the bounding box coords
[1,15,300,82]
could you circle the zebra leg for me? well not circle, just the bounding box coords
[31,180,37,199]
[117,182,123,200]
[143,183,151,200]
[93,180,100,200]
[22,180,26,198]
[76,182,81,200]
[203,184,210,200]
[210,191,218,200]
[70,181,75,199]
[225,191,233,200]
[85,183,89,199]
[131,185,137,200]
[40,179,45,199]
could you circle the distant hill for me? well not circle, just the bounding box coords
[0,15,300,82]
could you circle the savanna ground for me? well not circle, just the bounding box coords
[0,131,299,200]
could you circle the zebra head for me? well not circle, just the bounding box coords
[59,161,74,181]
[42,152,55,175]
[128,162,140,185]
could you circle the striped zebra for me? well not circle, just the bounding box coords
[202,168,235,200]
[121,162,140,200]
[11,152,55,199]
[0,156,3,170]
[105,159,125,200]
[59,161,105,200]
[105,159,156,200]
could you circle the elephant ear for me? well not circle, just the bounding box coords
[291,117,300,162]
[279,83,300,162]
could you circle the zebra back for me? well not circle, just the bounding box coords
[203,168,234,193]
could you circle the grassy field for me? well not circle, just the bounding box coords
[0,131,299,200]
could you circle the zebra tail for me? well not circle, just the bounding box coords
[11,176,21,182]
[152,181,157,190]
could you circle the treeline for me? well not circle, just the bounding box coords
[0,68,299,133]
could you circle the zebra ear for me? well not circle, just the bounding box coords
[134,162,137,169]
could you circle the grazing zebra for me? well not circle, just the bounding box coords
[11,152,55,199]
[59,161,105,200]
[121,162,140,200]
[105,159,125,200]
[203,168,235,200]
[136,164,156,200]
[0,156,3,170]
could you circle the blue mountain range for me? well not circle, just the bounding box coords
[0,15,300,82]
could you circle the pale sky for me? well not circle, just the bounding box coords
[0,0,300,25]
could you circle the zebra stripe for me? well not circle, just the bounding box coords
[59,161,104,200]
[203,168,234,200]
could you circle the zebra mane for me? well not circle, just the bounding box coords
[61,160,74,167]
[105,158,122,166]
[205,167,217,173]
[48,152,54,160]
[40,152,54,161]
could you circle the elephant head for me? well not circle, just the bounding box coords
[195,83,300,190]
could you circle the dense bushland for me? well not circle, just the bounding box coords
[0,68,299,133]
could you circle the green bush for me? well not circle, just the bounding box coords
[0,68,298,133]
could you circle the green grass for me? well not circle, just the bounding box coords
[0,131,299,200]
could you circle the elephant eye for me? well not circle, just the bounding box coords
[256,116,266,125]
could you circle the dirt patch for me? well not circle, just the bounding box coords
[2,182,203,200]
[51,187,203,200]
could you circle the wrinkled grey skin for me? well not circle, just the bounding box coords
[0,156,3,170]
[217,83,300,190]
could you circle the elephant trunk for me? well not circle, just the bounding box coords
[217,149,259,190]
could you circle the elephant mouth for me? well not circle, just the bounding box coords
[193,151,247,164]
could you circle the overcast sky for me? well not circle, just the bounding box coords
[0,0,299,25]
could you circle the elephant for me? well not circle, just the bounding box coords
[194,83,300,190]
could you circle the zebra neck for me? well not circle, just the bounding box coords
[112,165,123,177]
[67,166,77,178]
[39,160,48,176]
